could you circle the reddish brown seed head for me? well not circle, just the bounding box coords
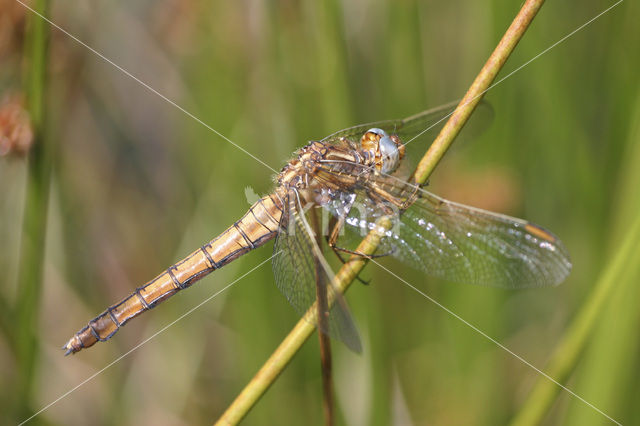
[0,94,33,156]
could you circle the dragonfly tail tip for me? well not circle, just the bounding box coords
[62,340,77,356]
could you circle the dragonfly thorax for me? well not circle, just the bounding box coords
[359,128,405,174]
[276,141,329,190]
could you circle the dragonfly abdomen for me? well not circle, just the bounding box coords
[63,193,284,355]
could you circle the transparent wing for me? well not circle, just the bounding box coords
[272,190,362,352]
[321,101,493,150]
[321,102,456,144]
[328,178,571,288]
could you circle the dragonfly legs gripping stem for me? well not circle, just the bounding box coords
[326,214,392,285]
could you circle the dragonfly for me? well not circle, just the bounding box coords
[63,102,572,355]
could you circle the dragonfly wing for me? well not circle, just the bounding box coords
[320,101,457,144]
[333,180,571,288]
[321,100,493,149]
[272,191,362,352]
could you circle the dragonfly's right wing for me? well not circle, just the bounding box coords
[326,179,571,289]
[272,190,362,352]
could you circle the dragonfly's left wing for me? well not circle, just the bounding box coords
[321,102,455,144]
[321,101,493,151]
[272,190,362,352]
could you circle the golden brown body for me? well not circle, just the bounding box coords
[63,139,372,355]
[64,118,571,355]
[63,193,284,354]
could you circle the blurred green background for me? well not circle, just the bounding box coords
[1,0,638,424]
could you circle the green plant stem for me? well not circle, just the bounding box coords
[411,0,545,185]
[15,0,51,419]
[509,217,640,426]
[214,219,390,426]
[215,0,545,424]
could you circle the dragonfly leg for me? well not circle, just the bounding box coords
[327,214,391,259]
[324,215,369,285]
[328,246,371,285]
[369,184,420,212]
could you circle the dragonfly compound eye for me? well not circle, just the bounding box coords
[378,134,401,174]
[360,128,401,174]
[360,128,385,152]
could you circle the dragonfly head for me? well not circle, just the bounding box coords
[360,128,405,174]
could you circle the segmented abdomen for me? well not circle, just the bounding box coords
[63,193,284,355]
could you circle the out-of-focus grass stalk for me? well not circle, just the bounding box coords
[561,93,640,425]
[0,287,14,347]
[215,1,546,424]
[311,2,349,423]
[309,0,352,130]
[510,217,640,426]
[565,239,640,425]
[15,0,51,418]
[509,119,640,426]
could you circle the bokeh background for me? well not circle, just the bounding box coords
[1,0,638,424]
